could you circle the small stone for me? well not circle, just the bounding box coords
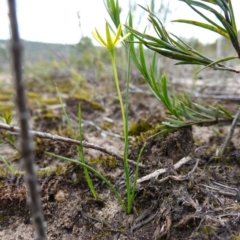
[54,190,67,202]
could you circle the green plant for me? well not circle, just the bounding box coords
[0,111,16,148]
[46,151,126,209]
[45,0,239,216]
[56,88,97,199]
[47,22,146,214]
[92,23,141,214]
[104,0,238,137]
[0,111,16,174]
[47,141,145,213]
[54,77,146,210]
[0,155,16,174]
[126,2,239,72]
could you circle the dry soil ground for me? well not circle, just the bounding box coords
[1,64,240,239]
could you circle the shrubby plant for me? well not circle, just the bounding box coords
[0,111,15,147]
[0,111,16,174]
[105,0,239,142]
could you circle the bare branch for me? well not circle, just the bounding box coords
[0,122,146,168]
[137,156,192,183]
[7,1,46,239]
[220,108,240,155]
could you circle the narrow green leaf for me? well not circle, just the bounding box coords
[46,152,126,211]
[178,102,197,120]
[187,106,215,120]
[139,43,151,81]
[179,0,226,31]
[175,61,203,65]
[200,0,219,5]
[78,106,97,199]
[172,108,181,118]
[127,12,134,41]
[149,53,161,96]
[167,35,190,53]
[194,103,217,117]
[161,75,172,111]
[130,143,145,208]
[162,121,183,128]
[104,0,121,28]
[125,25,188,55]
[148,13,169,42]
[228,0,237,35]
[147,46,210,65]
[196,55,238,74]
[171,33,215,63]
[172,19,229,38]
[216,104,234,119]
[185,0,239,54]
[167,118,186,127]
[0,155,16,174]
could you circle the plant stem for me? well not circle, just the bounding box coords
[110,49,127,137]
[110,49,131,213]
[220,108,240,155]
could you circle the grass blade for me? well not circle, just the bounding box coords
[46,152,126,211]
[172,19,229,38]
[78,106,97,199]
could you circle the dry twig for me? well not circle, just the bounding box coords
[220,108,240,155]
[0,122,146,168]
[137,156,192,183]
[7,0,46,239]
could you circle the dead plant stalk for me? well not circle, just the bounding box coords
[7,0,46,239]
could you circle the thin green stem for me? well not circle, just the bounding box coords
[109,48,130,213]
[78,106,97,199]
[56,87,97,199]
[124,46,131,213]
[0,155,16,174]
[109,49,127,137]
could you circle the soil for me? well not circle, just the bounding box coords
[1,66,240,240]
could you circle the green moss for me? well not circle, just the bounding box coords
[201,225,217,236]
[73,94,104,111]
[0,95,11,101]
[39,98,61,105]
[0,170,23,181]
[89,156,117,169]
[231,235,240,240]
[89,100,104,111]
[0,103,14,112]
[101,121,113,130]
[128,121,152,136]
[0,167,10,178]
[27,92,40,99]
[36,110,55,118]
[0,89,13,101]
[37,163,69,177]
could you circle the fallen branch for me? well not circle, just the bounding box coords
[220,107,240,155]
[0,122,146,168]
[137,156,192,183]
[154,158,200,184]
